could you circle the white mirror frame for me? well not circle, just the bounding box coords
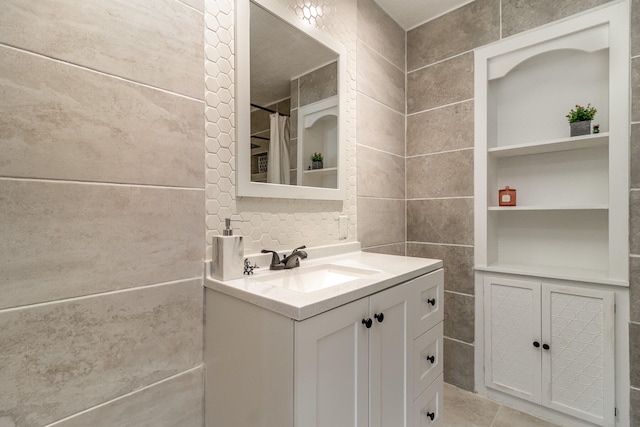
[236,0,347,200]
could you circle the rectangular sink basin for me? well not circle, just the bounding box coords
[251,264,379,293]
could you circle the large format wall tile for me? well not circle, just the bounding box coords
[633,57,640,123]
[357,0,405,71]
[356,40,405,113]
[444,292,475,343]
[0,0,204,99]
[406,150,473,199]
[632,387,640,427]
[407,198,474,245]
[363,243,406,256]
[357,197,405,248]
[633,0,640,56]
[357,145,405,199]
[55,367,204,427]
[501,0,613,38]
[357,93,405,156]
[631,191,640,255]
[407,243,474,295]
[631,322,640,388]
[0,46,204,188]
[407,53,473,114]
[299,62,338,107]
[407,0,499,71]
[632,124,640,189]
[443,338,474,392]
[632,257,640,323]
[0,180,204,309]
[0,279,203,427]
[407,101,474,156]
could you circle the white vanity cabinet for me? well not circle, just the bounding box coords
[483,275,615,426]
[205,268,444,427]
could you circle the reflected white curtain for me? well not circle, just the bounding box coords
[267,113,291,184]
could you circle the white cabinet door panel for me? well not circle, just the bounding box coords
[542,284,615,426]
[294,297,369,427]
[484,276,542,402]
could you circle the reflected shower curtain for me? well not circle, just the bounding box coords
[267,113,291,184]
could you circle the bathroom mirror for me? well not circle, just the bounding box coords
[236,0,346,200]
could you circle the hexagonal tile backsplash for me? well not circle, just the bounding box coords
[204,0,357,258]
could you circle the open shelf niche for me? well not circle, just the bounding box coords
[474,6,629,286]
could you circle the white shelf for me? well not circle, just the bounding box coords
[303,167,337,176]
[488,133,608,158]
[488,205,608,211]
[251,172,267,182]
[476,262,628,287]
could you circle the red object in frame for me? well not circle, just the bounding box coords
[499,186,517,206]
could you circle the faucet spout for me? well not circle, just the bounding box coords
[282,246,308,269]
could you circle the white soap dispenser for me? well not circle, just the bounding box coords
[211,218,244,281]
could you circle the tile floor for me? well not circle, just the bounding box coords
[443,383,561,427]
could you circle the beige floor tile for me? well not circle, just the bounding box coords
[491,405,561,427]
[443,383,499,427]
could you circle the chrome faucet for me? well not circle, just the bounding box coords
[261,245,307,270]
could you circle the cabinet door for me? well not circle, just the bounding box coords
[294,297,369,427]
[484,276,542,403]
[541,284,615,426]
[369,281,414,427]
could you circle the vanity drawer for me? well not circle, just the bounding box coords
[413,269,444,338]
[413,322,443,398]
[412,373,443,427]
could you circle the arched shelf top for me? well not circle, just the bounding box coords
[300,96,338,129]
[488,23,608,80]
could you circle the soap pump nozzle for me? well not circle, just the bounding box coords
[223,218,234,236]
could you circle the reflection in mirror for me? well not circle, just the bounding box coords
[237,0,346,200]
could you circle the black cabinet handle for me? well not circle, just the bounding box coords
[362,318,372,329]
[533,341,540,348]
[426,355,435,364]
[374,313,384,323]
[543,343,550,350]
[425,411,435,421]
[427,298,436,306]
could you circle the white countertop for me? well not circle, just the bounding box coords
[204,244,442,321]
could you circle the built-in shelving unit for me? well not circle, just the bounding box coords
[473,3,630,425]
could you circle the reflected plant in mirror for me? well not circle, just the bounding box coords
[236,0,346,200]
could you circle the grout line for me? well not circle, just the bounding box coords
[355,142,405,159]
[406,147,473,159]
[0,277,203,314]
[499,0,503,40]
[407,241,474,248]
[443,336,474,346]
[631,385,640,391]
[445,289,474,297]
[407,196,473,201]
[357,195,406,201]
[406,98,474,117]
[44,365,204,426]
[0,176,205,191]
[632,120,640,125]
[357,38,405,75]
[357,91,405,116]
[489,405,502,427]
[404,0,476,31]
[630,254,640,258]
[630,320,640,326]
[407,49,472,74]
[0,43,205,103]
[632,54,640,60]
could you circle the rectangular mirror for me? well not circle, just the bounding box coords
[236,0,346,200]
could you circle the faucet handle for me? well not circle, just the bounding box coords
[261,249,284,270]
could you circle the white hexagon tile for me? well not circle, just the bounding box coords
[204,0,357,259]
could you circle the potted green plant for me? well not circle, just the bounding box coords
[566,103,597,137]
[311,152,323,169]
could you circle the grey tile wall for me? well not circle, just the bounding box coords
[406,150,474,199]
[407,100,474,156]
[632,387,640,427]
[299,62,338,107]
[0,0,204,99]
[407,243,474,295]
[407,0,499,71]
[356,0,405,255]
[633,0,640,56]
[407,199,474,245]
[0,279,203,427]
[444,292,475,343]
[630,256,640,322]
[633,57,640,123]
[0,0,205,424]
[55,368,204,427]
[501,0,613,38]
[632,124,640,189]
[443,338,474,391]
[407,52,474,114]
[0,46,204,188]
